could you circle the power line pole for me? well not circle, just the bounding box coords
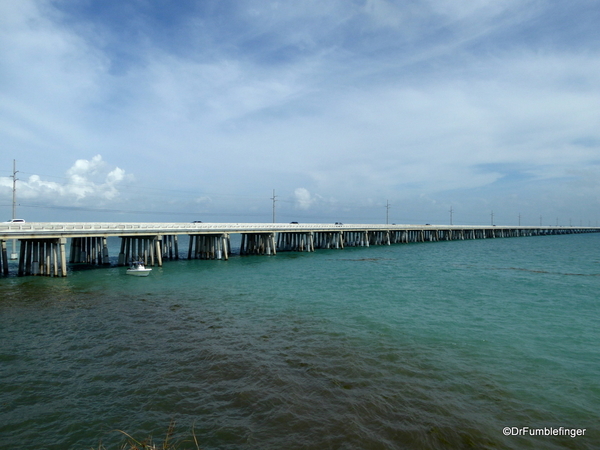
[10,160,19,259]
[491,210,494,226]
[271,189,277,223]
[518,212,521,226]
[11,159,18,221]
[449,206,453,225]
[385,200,390,225]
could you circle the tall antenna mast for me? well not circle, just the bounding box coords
[385,200,390,225]
[11,159,18,221]
[271,189,277,223]
[10,160,19,259]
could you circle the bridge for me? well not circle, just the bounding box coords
[0,222,598,277]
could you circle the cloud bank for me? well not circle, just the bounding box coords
[0,155,127,210]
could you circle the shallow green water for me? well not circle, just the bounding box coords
[1,234,599,449]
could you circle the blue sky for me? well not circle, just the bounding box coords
[1,0,599,225]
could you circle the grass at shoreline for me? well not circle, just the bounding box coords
[94,421,201,450]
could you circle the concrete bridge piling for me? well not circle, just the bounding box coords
[117,236,162,267]
[313,231,344,249]
[188,234,230,260]
[162,235,180,261]
[69,237,109,265]
[277,232,314,252]
[240,233,276,255]
[1,240,8,275]
[15,238,67,277]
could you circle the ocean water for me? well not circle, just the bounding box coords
[0,233,599,449]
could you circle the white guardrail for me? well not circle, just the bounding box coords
[1,222,597,239]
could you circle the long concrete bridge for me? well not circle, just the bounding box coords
[0,222,598,277]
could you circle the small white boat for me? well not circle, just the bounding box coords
[126,260,152,277]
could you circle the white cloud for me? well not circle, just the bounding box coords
[294,188,314,210]
[0,155,128,204]
[195,196,212,204]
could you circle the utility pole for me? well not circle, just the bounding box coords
[518,213,521,226]
[271,189,277,223]
[449,206,453,226]
[385,200,390,225]
[11,159,18,221]
[10,160,19,259]
[491,210,494,226]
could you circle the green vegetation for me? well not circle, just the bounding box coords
[94,421,201,450]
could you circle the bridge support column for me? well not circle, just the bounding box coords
[1,240,8,275]
[188,234,230,260]
[162,235,179,260]
[59,238,67,276]
[69,237,110,265]
[313,231,343,249]
[240,233,276,255]
[155,237,163,266]
[368,231,390,245]
[277,232,314,252]
[344,231,370,247]
[117,236,162,266]
[15,238,67,277]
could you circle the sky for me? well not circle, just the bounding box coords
[1,0,599,226]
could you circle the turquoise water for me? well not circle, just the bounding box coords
[1,233,599,449]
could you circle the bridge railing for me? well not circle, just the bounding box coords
[1,222,599,239]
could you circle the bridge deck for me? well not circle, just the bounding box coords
[1,222,597,239]
[1,222,598,277]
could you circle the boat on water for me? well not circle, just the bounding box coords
[126,260,152,277]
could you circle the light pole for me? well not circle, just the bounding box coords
[271,189,277,223]
[385,200,390,225]
[10,160,19,259]
[11,159,18,222]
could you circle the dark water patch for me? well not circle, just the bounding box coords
[335,257,395,262]
[498,267,600,277]
[453,263,600,277]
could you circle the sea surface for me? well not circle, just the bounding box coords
[0,232,599,449]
